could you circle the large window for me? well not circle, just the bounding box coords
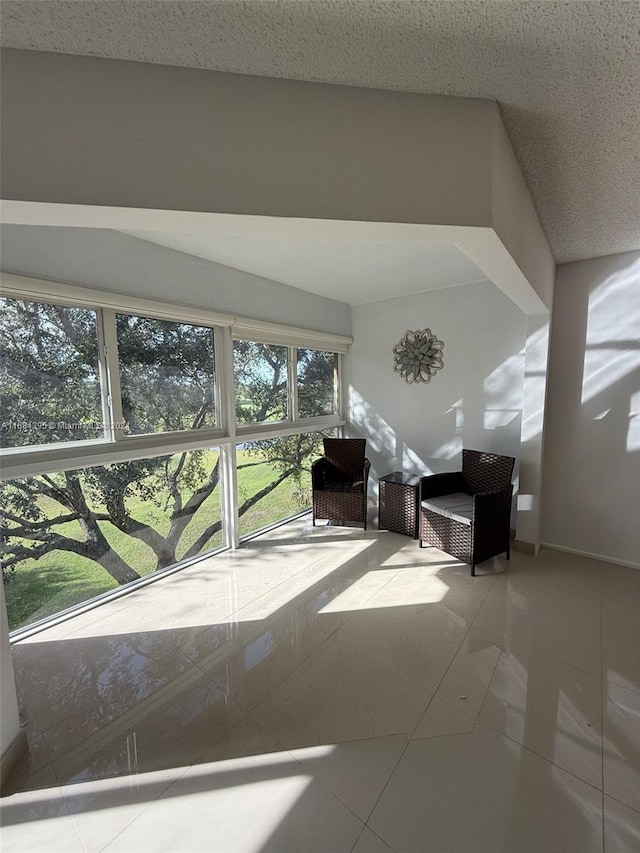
[234,341,288,424]
[1,447,222,631]
[1,284,347,633]
[117,314,217,435]
[234,340,340,426]
[0,297,104,448]
[297,348,338,417]
[237,430,336,538]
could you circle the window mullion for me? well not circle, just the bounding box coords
[217,327,239,549]
[289,347,298,422]
[101,309,125,442]
[95,309,112,443]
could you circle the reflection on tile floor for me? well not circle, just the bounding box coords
[2,517,640,852]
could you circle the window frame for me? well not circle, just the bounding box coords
[0,272,349,480]
[1,271,350,639]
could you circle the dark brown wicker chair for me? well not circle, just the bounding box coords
[419,449,515,575]
[312,438,370,529]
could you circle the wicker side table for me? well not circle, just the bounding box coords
[378,472,421,538]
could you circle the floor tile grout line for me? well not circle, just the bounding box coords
[155,541,411,762]
[601,790,640,816]
[360,734,414,829]
[350,822,397,853]
[477,716,607,797]
[67,810,89,853]
[409,571,499,734]
[182,615,357,758]
[90,764,195,853]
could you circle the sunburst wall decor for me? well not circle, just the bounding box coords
[393,329,444,384]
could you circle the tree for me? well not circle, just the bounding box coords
[1,300,333,593]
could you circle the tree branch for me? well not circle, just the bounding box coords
[181,466,295,560]
[2,512,81,536]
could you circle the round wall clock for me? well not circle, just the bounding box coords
[393,329,444,384]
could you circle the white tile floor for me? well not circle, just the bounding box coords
[1,517,639,852]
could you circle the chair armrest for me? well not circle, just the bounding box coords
[473,485,513,524]
[420,472,466,501]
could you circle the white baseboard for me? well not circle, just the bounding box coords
[541,542,640,571]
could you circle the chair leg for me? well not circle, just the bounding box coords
[471,563,476,576]
[419,539,424,548]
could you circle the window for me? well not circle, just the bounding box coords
[237,430,336,538]
[1,447,222,631]
[1,284,347,633]
[234,341,288,424]
[297,348,338,417]
[0,297,104,448]
[117,314,217,435]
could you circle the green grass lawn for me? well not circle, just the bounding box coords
[4,448,313,632]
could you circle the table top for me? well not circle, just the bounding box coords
[379,471,422,487]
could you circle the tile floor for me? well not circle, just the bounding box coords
[1,517,639,852]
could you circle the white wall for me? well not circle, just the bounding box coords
[0,225,351,336]
[542,251,640,567]
[349,281,527,518]
[1,49,493,228]
[0,49,554,312]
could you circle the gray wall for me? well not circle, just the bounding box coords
[542,251,640,567]
[0,49,554,309]
[0,225,351,336]
[1,49,493,227]
[349,281,526,524]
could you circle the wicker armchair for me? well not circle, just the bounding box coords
[419,449,515,575]
[312,438,370,529]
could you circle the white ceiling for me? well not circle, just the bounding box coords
[2,1,639,265]
[123,230,488,306]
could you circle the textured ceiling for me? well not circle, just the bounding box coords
[1,1,639,264]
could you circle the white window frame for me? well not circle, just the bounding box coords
[0,272,350,544]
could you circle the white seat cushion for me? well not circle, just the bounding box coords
[421,492,473,525]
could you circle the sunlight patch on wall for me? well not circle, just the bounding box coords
[581,260,640,407]
[627,391,640,452]
[483,353,525,431]
[520,323,549,444]
[349,387,398,460]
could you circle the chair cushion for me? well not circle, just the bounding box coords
[421,492,473,525]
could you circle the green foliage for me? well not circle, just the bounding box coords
[117,314,216,434]
[234,341,288,423]
[1,295,337,630]
[297,348,337,417]
[0,298,102,447]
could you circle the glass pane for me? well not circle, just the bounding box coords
[234,341,288,424]
[297,348,338,417]
[2,448,221,632]
[0,297,103,448]
[117,314,216,435]
[237,429,336,537]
